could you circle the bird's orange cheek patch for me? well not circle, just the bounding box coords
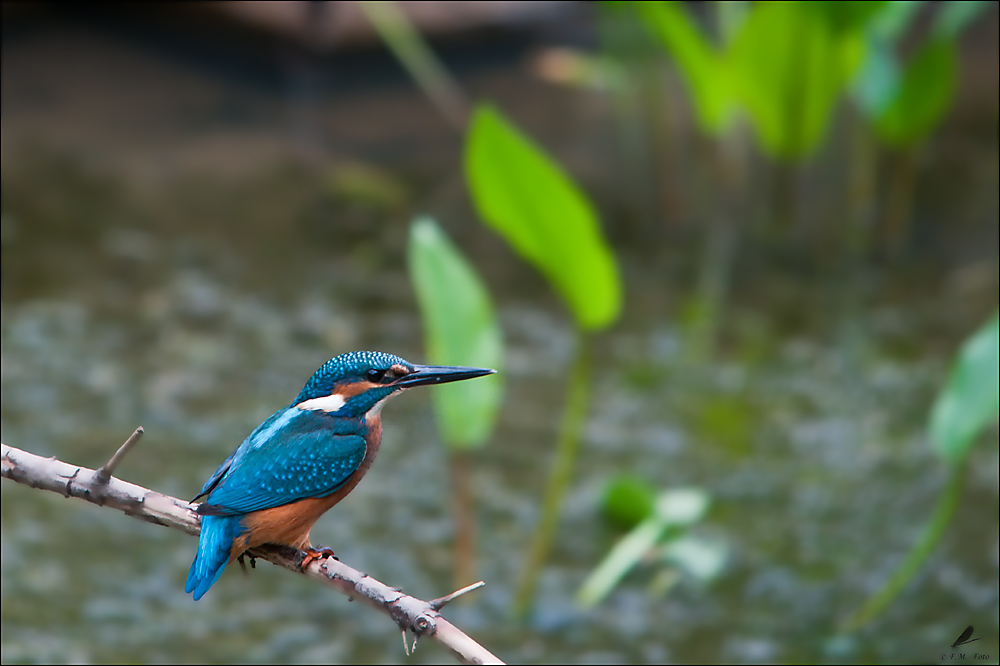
[336,381,380,398]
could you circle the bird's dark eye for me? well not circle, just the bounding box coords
[366,369,386,383]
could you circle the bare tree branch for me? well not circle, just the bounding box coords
[431,581,487,611]
[95,426,145,486]
[1,440,504,665]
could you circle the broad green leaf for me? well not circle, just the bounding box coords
[408,217,503,449]
[874,38,957,147]
[633,1,733,134]
[465,105,622,331]
[602,475,657,530]
[929,312,999,465]
[577,514,666,608]
[934,0,991,40]
[727,1,865,160]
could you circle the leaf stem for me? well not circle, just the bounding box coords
[841,460,966,632]
[357,1,469,130]
[513,335,593,618]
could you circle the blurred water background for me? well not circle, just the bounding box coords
[2,3,997,664]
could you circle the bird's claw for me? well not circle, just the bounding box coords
[237,553,259,575]
[300,545,338,569]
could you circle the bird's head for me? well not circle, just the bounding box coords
[293,350,495,418]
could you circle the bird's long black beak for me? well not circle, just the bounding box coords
[395,364,496,388]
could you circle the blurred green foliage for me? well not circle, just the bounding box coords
[727,1,864,160]
[635,0,987,159]
[632,1,733,135]
[634,0,863,160]
[854,0,989,147]
[373,0,995,621]
[692,395,754,458]
[580,482,725,607]
[869,39,957,146]
[805,1,890,34]
[324,163,409,212]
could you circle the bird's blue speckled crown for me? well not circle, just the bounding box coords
[295,351,411,404]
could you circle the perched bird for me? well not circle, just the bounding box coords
[185,350,495,600]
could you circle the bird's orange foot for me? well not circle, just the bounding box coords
[300,546,338,569]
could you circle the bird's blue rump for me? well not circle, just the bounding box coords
[185,514,246,600]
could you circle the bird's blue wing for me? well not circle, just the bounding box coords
[199,410,367,516]
[190,406,297,502]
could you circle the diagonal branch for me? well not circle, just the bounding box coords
[1,440,503,666]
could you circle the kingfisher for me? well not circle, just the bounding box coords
[185,350,495,600]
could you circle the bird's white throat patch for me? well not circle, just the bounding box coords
[364,393,396,426]
[296,393,346,413]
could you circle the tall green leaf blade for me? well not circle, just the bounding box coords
[465,105,622,331]
[874,38,957,147]
[408,217,503,449]
[633,0,733,134]
[727,1,864,160]
[929,312,1000,465]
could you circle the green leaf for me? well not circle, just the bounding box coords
[874,38,957,147]
[602,475,657,530]
[727,1,865,160]
[408,217,503,449]
[465,104,622,331]
[632,1,733,134]
[929,312,1000,465]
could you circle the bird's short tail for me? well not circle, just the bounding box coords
[185,514,245,600]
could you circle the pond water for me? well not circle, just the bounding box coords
[2,8,998,665]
